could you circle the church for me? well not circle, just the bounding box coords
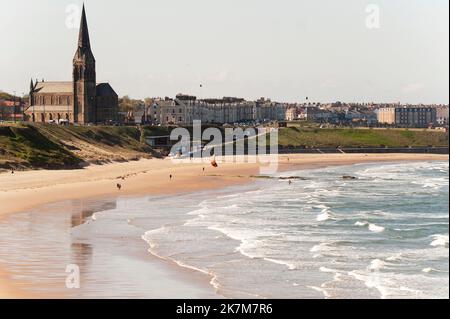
[26,5,118,124]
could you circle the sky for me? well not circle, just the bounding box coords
[0,0,448,104]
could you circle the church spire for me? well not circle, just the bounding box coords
[78,4,91,49]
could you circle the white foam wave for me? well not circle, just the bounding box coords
[422,267,449,274]
[319,266,340,273]
[369,259,387,271]
[355,221,385,233]
[430,234,449,248]
[386,254,403,262]
[264,258,297,270]
[317,211,332,222]
[368,223,385,233]
[355,221,369,227]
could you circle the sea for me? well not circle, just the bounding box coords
[0,161,448,298]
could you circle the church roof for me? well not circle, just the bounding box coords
[34,82,73,94]
[32,81,116,97]
[78,4,91,49]
[96,83,117,97]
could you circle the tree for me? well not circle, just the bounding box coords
[119,95,133,112]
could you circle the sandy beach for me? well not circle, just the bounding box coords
[1,153,447,219]
[0,153,448,299]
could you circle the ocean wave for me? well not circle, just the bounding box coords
[386,254,403,262]
[369,259,387,271]
[355,221,385,233]
[142,229,223,293]
[136,160,448,299]
[319,266,341,273]
[355,221,369,227]
[310,242,332,253]
[368,224,385,233]
[263,258,297,270]
[422,267,449,274]
[348,270,424,299]
[317,211,333,222]
[430,234,449,248]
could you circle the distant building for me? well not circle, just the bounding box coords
[285,107,298,121]
[377,107,396,125]
[436,106,449,126]
[378,107,437,127]
[395,107,436,128]
[304,107,339,123]
[0,99,25,121]
[145,95,287,125]
[25,5,118,124]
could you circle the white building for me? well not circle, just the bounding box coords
[436,106,449,126]
[148,95,288,125]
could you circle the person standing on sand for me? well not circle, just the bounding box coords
[117,183,122,191]
[170,174,173,180]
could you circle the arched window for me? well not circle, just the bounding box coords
[41,113,45,122]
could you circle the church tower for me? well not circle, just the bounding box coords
[73,4,96,124]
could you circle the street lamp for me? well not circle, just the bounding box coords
[13,91,16,123]
[21,92,25,123]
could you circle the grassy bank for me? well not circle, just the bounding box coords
[277,127,449,148]
[0,124,155,170]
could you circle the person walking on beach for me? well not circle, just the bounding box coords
[170,174,173,180]
[117,183,122,191]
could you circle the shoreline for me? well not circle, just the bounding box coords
[0,153,448,299]
[1,153,447,219]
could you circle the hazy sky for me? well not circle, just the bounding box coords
[0,0,448,103]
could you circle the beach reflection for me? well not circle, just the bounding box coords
[71,201,117,227]
[0,196,216,299]
[0,198,117,297]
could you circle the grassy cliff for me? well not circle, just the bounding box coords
[0,124,155,170]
